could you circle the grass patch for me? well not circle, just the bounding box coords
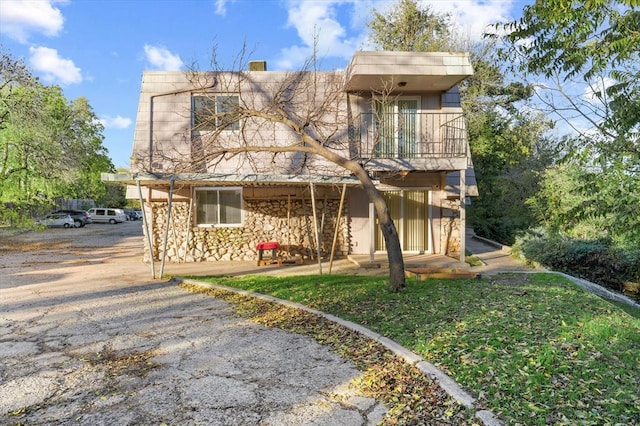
[465,250,484,267]
[186,272,640,425]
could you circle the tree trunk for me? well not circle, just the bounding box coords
[378,211,406,291]
[346,161,406,291]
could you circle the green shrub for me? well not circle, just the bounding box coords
[513,228,639,292]
[0,200,52,228]
[1,205,34,228]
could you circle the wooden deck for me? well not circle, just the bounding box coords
[347,254,481,280]
[347,253,468,270]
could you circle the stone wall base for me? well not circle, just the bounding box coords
[144,198,349,262]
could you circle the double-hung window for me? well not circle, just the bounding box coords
[195,187,243,226]
[192,94,240,131]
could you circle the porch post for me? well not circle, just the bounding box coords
[182,187,193,263]
[309,182,322,275]
[137,180,155,279]
[159,179,174,278]
[459,169,466,264]
[329,184,347,274]
[369,202,375,263]
[428,190,434,254]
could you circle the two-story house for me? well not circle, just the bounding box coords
[105,51,477,267]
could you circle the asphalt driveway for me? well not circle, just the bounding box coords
[0,222,387,425]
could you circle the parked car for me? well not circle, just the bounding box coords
[53,209,92,228]
[124,209,141,221]
[38,213,75,228]
[87,208,127,224]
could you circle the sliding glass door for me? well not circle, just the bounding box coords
[374,97,419,158]
[375,190,430,252]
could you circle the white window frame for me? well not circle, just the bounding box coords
[192,94,240,131]
[194,186,244,227]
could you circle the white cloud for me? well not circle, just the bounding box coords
[583,77,615,104]
[100,115,132,130]
[425,0,518,42]
[275,45,313,70]
[0,0,65,43]
[214,0,236,16]
[143,44,184,71]
[28,46,82,84]
[275,0,365,69]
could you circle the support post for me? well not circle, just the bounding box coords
[369,202,375,263]
[182,188,193,263]
[287,194,291,252]
[428,190,434,254]
[320,193,327,236]
[309,182,322,275]
[137,180,156,279]
[159,179,175,278]
[329,184,347,274]
[459,169,466,264]
[302,194,314,260]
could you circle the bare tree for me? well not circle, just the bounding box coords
[142,50,406,290]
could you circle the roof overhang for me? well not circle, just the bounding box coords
[102,172,363,187]
[344,51,473,93]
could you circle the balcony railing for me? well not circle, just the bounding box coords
[353,112,468,159]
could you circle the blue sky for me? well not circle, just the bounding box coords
[0,0,531,169]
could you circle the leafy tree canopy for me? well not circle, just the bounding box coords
[493,0,639,248]
[500,0,639,81]
[528,158,640,249]
[495,0,639,169]
[368,0,455,51]
[0,49,114,218]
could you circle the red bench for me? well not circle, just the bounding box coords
[256,241,281,266]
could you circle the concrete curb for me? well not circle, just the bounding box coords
[178,278,504,426]
[547,271,640,309]
[468,231,511,253]
[467,230,639,309]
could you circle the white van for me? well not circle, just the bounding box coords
[88,208,127,224]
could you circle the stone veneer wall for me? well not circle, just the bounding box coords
[144,199,350,262]
[440,198,461,257]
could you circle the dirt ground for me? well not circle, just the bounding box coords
[0,220,149,289]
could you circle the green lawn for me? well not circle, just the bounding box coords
[184,272,640,425]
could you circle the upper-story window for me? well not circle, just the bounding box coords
[192,94,239,131]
